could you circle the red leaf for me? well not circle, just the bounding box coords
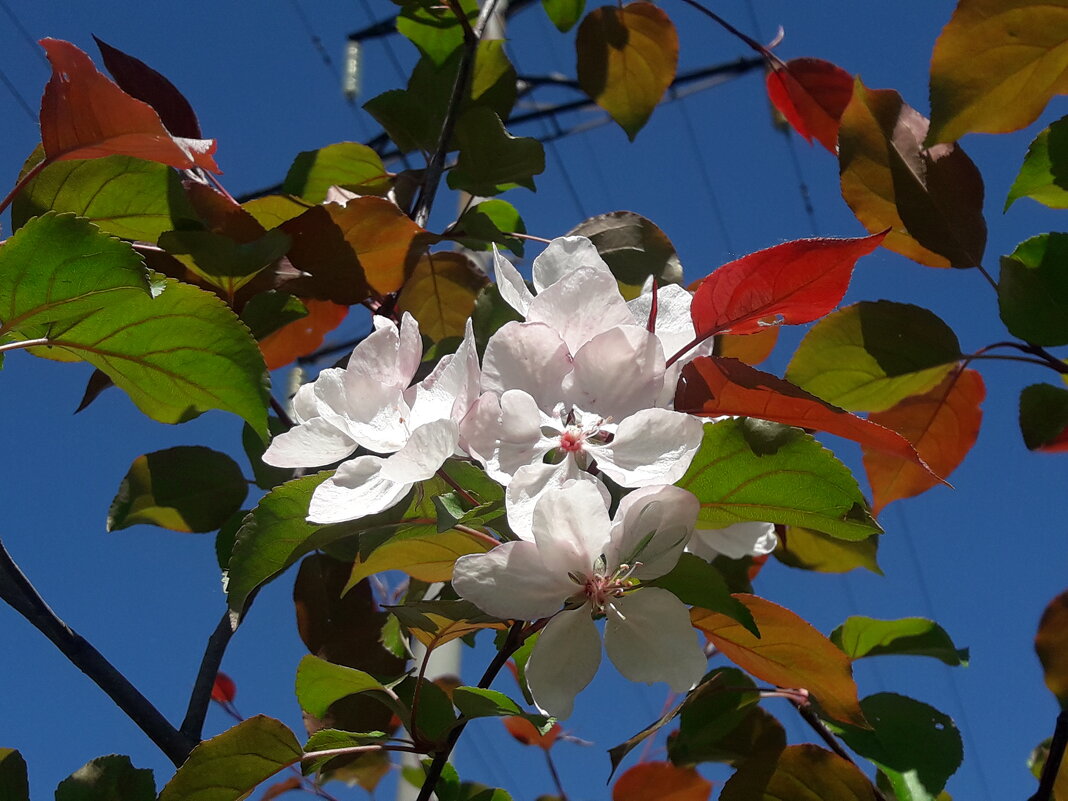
[39,39,218,172]
[766,58,854,153]
[690,233,885,338]
[94,36,202,138]
[675,356,935,474]
[502,716,561,749]
[259,300,348,370]
[613,762,712,801]
[864,368,983,514]
[211,672,236,703]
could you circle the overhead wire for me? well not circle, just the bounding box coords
[0,64,37,123]
[0,0,49,68]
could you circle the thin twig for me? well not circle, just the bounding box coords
[674,0,782,65]
[0,157,48,217]
[0,537,195,766]
[543,748,569,801]
[302,743,423,761]
[270,395,296,429]
[180,610,237,740]
[1030,710,1068,801]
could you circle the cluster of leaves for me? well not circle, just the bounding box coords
[1,1,1067,801]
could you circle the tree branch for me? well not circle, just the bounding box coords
[0,537,195,766]
[1030,709,1068,801]
[180,610,238,741]
[790,700,890,801]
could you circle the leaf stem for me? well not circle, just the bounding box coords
[1030,709,1068,801]
[0,337,50,355]
[180,610,237,740]
[0,537,195,765]
[302,743,424,761]
[975,262,999,291]
[974,341,1068,375]
[543,748,570,801]
[674,0,782,65]
[0,156,49,217]
[436,466,481,507]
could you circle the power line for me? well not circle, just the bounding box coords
[674,96,735,258]
[0,0,48,69]
[0,63,37,123]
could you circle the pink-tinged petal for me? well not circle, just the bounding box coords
[408,319,481,429]
[380,419,459,483]
[452,541,574,620]
[527,266,634,354]
[461,391,555,484]
[506,463,610,541]
[345,314,419,390]
[688,521,778,561]
[531,236,609,292]
[532,482,613,579]
[604,588,706,693]
[589,408,703,488]
[493,245,534,316]
[526,607,602,719]
[568,325,665,418]
[607,485,699,580]
[261,418,357,468]
[308,456,412,523]
[482,322,573,410]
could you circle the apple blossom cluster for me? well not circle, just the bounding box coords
[263,237,776,718]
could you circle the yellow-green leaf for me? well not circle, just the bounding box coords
[576,3,678,140]
[774,526,882,575]
[346,529,494,589]
[928,0,1068,144]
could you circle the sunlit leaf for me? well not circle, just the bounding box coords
[295,655,394,719]
[677,418,881,541]
[449,199,527,256]
[55,755,155,801]
[397,0,477,65]
[1006,115,1068,210]
[863,368,984,514]
[667,667,759,766]
[692,594,867,727]
[690,233,885,337]
[346,528,495,589]
[765,58,854,153]
[576,3,678,139]
[397,251,490,341]
[647,554,757,635]
[389,599,507,649]
[107,446,248,533]
[256,299,347,370]
[566,210,683,297]
[839,79,986,269]
[38,39,218,171]
[676,357,931,476]
[0,213,269,435]
[447,108,545,196]
[242,194,312,229]
[542,0,585,32]
[831,616,968,667]
[158,716,300,801]
[283,142,393,203]
[1000,234,1068,346]
[0,750,28,801]
[613,762,712,801]
[11,151,199,241]
[774,526,881,575]
[826,694,962,801]
[719,744,877,800]
[1020,383,1068,452]
[302,730,390,775]
[1036,589,1068,707]
[928,0,1068,143]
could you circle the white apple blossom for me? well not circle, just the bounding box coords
[262,312,480,524]
[452,481,707,719]
[688,521,778,561]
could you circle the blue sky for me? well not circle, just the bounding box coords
[0,1,1065,799]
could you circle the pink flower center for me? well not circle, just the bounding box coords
[558,429,585,453]
[583,572,626,612]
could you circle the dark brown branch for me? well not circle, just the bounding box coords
[791,700,890,801]
[0,538,195,766]
[180,610,238,740]
[1030,710,1068,801]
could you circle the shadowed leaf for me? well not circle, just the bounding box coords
[1020,383,1068,452]
[999,234,1068,346]
[397,251,490,341]
[716,325,778,367]
[55,755,155,801]
[1006,115,1068,210]
[447,108,545,196]
[766,58,853,153]
[612,762,712,801]
[774,526,881,575]
[720,744,877,800]
[667,667,759,766]
[648,554,757,635]
[1036,590,1068,707]
[0,750,28,801]
[566,211,682,297]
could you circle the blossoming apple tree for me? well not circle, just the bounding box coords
[1,1,1067,800]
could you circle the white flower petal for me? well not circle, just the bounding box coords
[346,313,420,391]
[526,607,602,719]
[291,383,317,424]
[626,283,698,360]
[568,326,665,418]
[380,419,459,483]
[460,391,555,484]
[531,236,609,292]
[604,588,706,693]
[452,541,574,620]
[588,408,704,488]
[308,455,413,524]
[505,463,610,541]
[482,322,573,409]
[607,485,699,580]
[527,266,634,354]
[689,521,778,561]
[337,368,411,453]
[261,417,357,468]
[408,319,481,429]
[493,245,534,316]
[532,482,614,579]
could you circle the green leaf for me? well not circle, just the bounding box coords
[999,234,1068,346]
[774,526,882,575]
[566,211,683,299]
[389,599,506,648]
[158,228,290,295]
[158,716,301,801]
[447,108,545,196]
[302,729,390,775]
[1006,115,1068,210]
[825,693,962,801]
[541,0,584,32]
[54,755,155,801]
[295,655,395,719]
[12,151,200,241]
[450,199,527,256]
[241,418,295,491]
[0,749,28,801]
[239,292,308,342]
[667,667,760,766]
[677,419,882,541]
[679,705,786,767]
[282,142,393,203]
[646,553,757,635]
[397,0,477,65]
[451,687,552,733]
[107,446,248,533]
[0,213,270,435]
[394,676,458,745]
[1020,383,1068,451]
[830,616,968,666]
[786,302,962,413]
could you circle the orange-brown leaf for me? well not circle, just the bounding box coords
[503,716,562,749]
[39,39,218,171]
[613,762,712,801]
[1036,589,1068,708]
[766,58,854,153]
[396,251,489,341]
[716,323,779,366]
[259,300,348,370]
[675,356,933,474]
[691,594,867,727]
[863,368,983,515]
[260,776,303,800]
